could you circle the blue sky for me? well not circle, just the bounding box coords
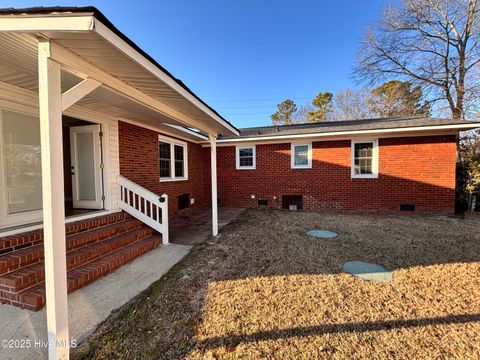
[2,0,386,127]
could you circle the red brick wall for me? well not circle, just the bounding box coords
[118,121,205,217]
[204,135,457,215]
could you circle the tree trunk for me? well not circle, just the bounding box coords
[452,107,462,119]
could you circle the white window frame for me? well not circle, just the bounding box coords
[291,143,312,169]
[236,145,256,170]
[351,139,379,179]
[159,135,188,182]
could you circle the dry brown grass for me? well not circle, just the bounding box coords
[73,209,480,360]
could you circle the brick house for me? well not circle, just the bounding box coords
[205,118,472,215]
[0,7,477,358]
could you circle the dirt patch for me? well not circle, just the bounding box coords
[73,209,480,359]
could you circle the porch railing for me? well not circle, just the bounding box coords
[118,175,169,244]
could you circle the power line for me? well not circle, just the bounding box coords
[221,112,275,116]
[207,96,313,103]
[215,105,278,110]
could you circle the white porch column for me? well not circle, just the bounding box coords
[209,134,218,236]
[38,38,69,360]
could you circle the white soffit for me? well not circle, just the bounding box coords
[0,11,238,136]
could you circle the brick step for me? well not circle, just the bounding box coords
[0,219,145,276]
[66,218,143,252]
[2,235,162,310]
[0,212,132,255]
[0,226,153,293]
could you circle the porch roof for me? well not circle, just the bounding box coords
[0,6,239,140]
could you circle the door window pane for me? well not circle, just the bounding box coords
[2,111,42,214]
[76,132,96,201]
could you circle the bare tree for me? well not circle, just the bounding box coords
[293,104,314,123]
[333,88,376,120]
[355,0,480,119]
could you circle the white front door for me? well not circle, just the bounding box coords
[70,125,103,209]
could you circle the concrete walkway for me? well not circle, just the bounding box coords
[171,207,245,245]
[0,244,191,360]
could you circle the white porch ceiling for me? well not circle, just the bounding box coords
[0,28,235,140]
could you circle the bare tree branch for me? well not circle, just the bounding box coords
[354,0,480,119]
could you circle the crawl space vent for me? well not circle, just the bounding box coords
[258,199,268,206]
[178,193,189,211]
[400,204,415,211]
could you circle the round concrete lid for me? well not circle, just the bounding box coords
[307,229,338,238]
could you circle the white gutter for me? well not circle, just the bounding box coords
[209,123,479,145]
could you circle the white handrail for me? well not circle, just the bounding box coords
[118,175,169,244]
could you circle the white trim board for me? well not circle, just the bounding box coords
[0,14,95,31]
[202,125,476,147]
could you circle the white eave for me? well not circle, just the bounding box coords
[0,11,239,137]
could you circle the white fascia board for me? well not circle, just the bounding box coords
[93,19,239,137]
[0,14,95,32]
[206,123,479,146]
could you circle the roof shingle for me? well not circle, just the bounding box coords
[218,116,479,140]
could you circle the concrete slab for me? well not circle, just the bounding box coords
[343,260,393,282]
[171,207,244,245]
[0,244,191,360]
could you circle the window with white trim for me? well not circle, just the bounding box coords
[236,146,256,169]
[291,143,312,168]
[351,140,378,178]
[159,135,188,181]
